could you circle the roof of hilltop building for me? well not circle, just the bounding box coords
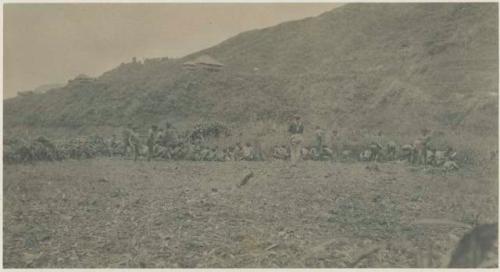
[183,55,224,67]
[68,74,94,85]
[192,55,224,66]
[75,74,93,80]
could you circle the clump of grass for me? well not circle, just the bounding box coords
[328,195,402,239]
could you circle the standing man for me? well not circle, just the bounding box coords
[386,140,397,161]
[109,134,120,156]
[130,126,142,162]
[163,122,178,148]
[120,125,141,161]
[314,126,325,160]
[147,125,159,161]
[288,114,304,166]
[253,140,266,161]
[330,129,339,158]
[242,142,255,161]
[401,144,415,163]
[414,128,431,165]
[234,142,244,161]
[369,130,384,161]
[122,124,135,157]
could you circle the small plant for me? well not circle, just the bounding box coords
[328,195,402,239]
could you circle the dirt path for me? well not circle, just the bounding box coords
[3,158,497,268]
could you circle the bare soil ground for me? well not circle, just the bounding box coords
[3,158,498,268]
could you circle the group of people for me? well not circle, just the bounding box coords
[270,115,333,163]
[283,115,459,169]
[3,115,463,170]
[121,122,177,161]
[115,116,461,170]
[121,123,267,162]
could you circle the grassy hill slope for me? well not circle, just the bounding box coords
[4,3,498,148]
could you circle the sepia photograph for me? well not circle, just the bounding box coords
[3,1,499,268]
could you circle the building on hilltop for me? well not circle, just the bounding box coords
[68,74,95,85]
[183,60,197,71]
[183,55,224,72]
[18,90,35,97]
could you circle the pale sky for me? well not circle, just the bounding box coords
[4,3,341,98]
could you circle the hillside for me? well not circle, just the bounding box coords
[4,3,498,145]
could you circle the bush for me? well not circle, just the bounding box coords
[188,121,231,142]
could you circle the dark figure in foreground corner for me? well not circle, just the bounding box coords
[448,223,498,268]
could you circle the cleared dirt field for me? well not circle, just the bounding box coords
[3,158,498,268]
